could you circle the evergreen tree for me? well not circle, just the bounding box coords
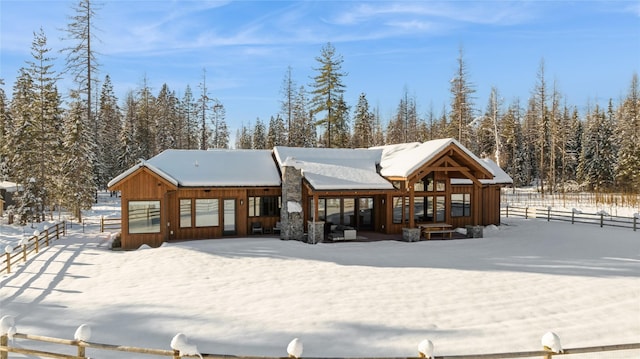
[210,99,228,149]
[616,73,640,191]
[60,90,95,220]
[352,93,374,148]
[253,118,267,149]
[289,86,309,147]
[236,123,252,149]
[118,91,141,169]
[310,42,347,148]
[449,47,476,147]
[267,115,287,148]
[155,83,179,152]
[332,95,351,147]
[9,29,63,221]
[97,75,122,187]
[578,103,616,190]
[0,80,11,180]
[181,85,199,149]
[135,77,156,158]
[500,100,528,186]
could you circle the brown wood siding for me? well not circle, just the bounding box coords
[481,185,502,225]
[449,185,474,228]
[168,187,281,241]
[113,168,176,250]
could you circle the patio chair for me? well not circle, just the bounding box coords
[251,221,263,234]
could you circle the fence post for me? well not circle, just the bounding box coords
[173,349,181,359]
[634,216,637,232]
[4,252,10,274]
[600,212,604,228]
[22,241,27,262]
[77,343,86,358]
[572,210,575,224]
[525,207,529,219]
[100,216,104,232]
[506,204,509,217]
[1,333,8,359]
[45,227,50,247]
[547,207,551,222]
[34,235,39,254]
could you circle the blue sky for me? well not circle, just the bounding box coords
[1,0,639,136]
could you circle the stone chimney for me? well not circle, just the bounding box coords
[280,159,304,241]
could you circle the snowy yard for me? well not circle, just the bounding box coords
[1,195,639,358]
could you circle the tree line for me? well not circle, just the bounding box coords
[0,1,638,224]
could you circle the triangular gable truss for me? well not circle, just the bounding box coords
[108,166,178,191]
[405,143,494,186]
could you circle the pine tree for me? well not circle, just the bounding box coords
[236,123,252,149]
[181,85,199,149]
[135,77,156,158]
[0,80,11,180]
[352,93,374,148]
[253,118,267,149]
[97,75,122,187]
[616,73,640,191]
[289,86,309,147]
[578,103,616,190]
[118,91,141,169]
[210,99,227,149]
[8,29,63,221]
[60,90,95,220]
[155,83,179,153]
[267,115,287,148]
[500,99,528,186]
[332,95,351,147]
[449,47,476,147]
[310,42,347,148]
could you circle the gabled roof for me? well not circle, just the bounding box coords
[273,146,394,191]
[451,158,514,185]
[376,138,495,179]
[108,149,281,188]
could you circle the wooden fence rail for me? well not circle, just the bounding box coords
[1,332,639,359]
[1,221,66,274]
[502,205,639,231]
[100,216,121,232]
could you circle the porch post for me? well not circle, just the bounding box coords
[408,184,415,228]
[473,182,482,225]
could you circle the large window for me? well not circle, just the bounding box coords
[195,199,219,227]
[451,193,471,217]
[248,196,281,217]
[128,200,161,234]
[179,199,192,227]
[392,197,409,224]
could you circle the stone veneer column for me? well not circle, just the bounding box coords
[280,162,304,241]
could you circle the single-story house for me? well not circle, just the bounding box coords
[108,138,513,249]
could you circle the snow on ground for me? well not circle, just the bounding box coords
[1,194,639,358]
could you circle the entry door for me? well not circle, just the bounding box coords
[358,197,374,229]
[223,199,236,235]
[425,196,446,223]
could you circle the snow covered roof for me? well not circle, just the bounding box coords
[108,149,281,188]
[451,158,513,185]
[376,138,495,178]
[273,146,394,190]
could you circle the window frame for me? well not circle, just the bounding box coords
[128,200,161,234]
